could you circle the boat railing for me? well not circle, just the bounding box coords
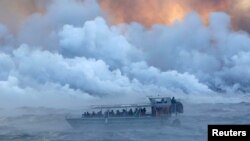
[81,113,153,119]
[81,108,152,119]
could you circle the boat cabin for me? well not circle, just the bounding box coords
[148,97,172,116]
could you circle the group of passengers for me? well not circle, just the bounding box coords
[82,108,147,118]
[156,97,176,104]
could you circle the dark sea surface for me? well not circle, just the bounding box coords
[1,102,250,141]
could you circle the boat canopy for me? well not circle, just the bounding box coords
[91,96,173,109]
[91,104,151,109]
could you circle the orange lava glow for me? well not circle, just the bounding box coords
[99,0,249,30]
[0,0,249,32]
[0,0,46,31]
[100,0,190,26]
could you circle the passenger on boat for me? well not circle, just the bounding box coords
[110,110,115,116]
[171,97,176,104]
[116,110,120,116]
[134,108,144,116]
[92,111,96,116]
[104,111,109,117]
[122,109,127,116]
[139,108,142,115]
[128,109,133,116]
[142,108,146,115]
[134,108,139,116]
[86,112,90,117]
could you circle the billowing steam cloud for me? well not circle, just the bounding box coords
[0,0,250,108]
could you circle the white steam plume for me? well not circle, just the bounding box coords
[0,0,250,108]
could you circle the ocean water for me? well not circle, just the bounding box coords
[0,102,250,141]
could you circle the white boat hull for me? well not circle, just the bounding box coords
[66,116,179,129]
